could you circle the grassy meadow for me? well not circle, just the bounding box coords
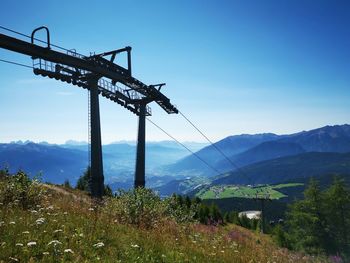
[196,183,303,200]
[0,172,326,262]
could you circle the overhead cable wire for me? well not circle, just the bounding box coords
[0,58,33,69]
[146,117,223,176]
[178,110,253,184]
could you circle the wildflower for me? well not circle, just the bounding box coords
[9,221,15,225]
[15,243,24,247]
[93,242,105,248]
[8,257,19,262]
[53,229,63,233]
[43,252,49,255]
[131,244,139,248]
[31,210,38,213]
[27,241,37,247]
[64,249,74,254]
[48,240,62,246]
[36,218,45,225]
[22,231,30,234]
[88,208,94,211]
[161,254,166,258]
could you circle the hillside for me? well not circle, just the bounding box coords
[278,124,350,152]
[164,124,350,178]
[0,173,327,263]
[164,133,280,176]
[217,141,305,172]
[212,152,350,186]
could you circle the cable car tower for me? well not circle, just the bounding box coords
[0,26,178,198]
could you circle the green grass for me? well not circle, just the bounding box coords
[0,174,324,263]
[197,183,304,200]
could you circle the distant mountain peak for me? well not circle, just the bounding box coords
[64,140,88,146]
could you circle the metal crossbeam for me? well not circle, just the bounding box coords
[0,27,178,197]
[0,33,178,114]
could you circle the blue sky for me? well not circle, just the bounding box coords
[0,0,349,143]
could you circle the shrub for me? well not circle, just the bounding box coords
[0,170,45,209]
[105,188,167,229]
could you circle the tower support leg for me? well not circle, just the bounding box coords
[135,103,146,188]
[89,78,104,198]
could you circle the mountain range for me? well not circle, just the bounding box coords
[1,124,350,195]
[164,124,350,177]
[0,141,203,186]
[156,124,350,195]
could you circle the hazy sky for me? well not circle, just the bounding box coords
[0,0,349,144]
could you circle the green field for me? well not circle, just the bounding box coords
[196,183,303,200]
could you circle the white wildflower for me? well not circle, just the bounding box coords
[43,252,50,255]
[48,240,62,246]
[22,231,30,234]
[36,217,45,225]
[131,244,139,248]
[8,257,19,262]
[31,210,38,213]
[53,229,63,233]
[88,208,94,211]
[9,221,15,225]
[93,242,105,248]
[27,241,37,247]
[64,248,74,254]
[15,243,23,247]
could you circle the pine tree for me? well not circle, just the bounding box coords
[185,196,192,209]
[324,177,350,256]
[76,166,91,191]
[286,179,329,254]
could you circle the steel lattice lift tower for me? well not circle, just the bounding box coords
[0,26,178,198]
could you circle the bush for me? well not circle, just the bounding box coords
[0,170,45,209]
[273,224,290,249]
[165,194,199,223]
[105,188,167,229]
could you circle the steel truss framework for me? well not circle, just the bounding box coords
[0,26,178,198]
